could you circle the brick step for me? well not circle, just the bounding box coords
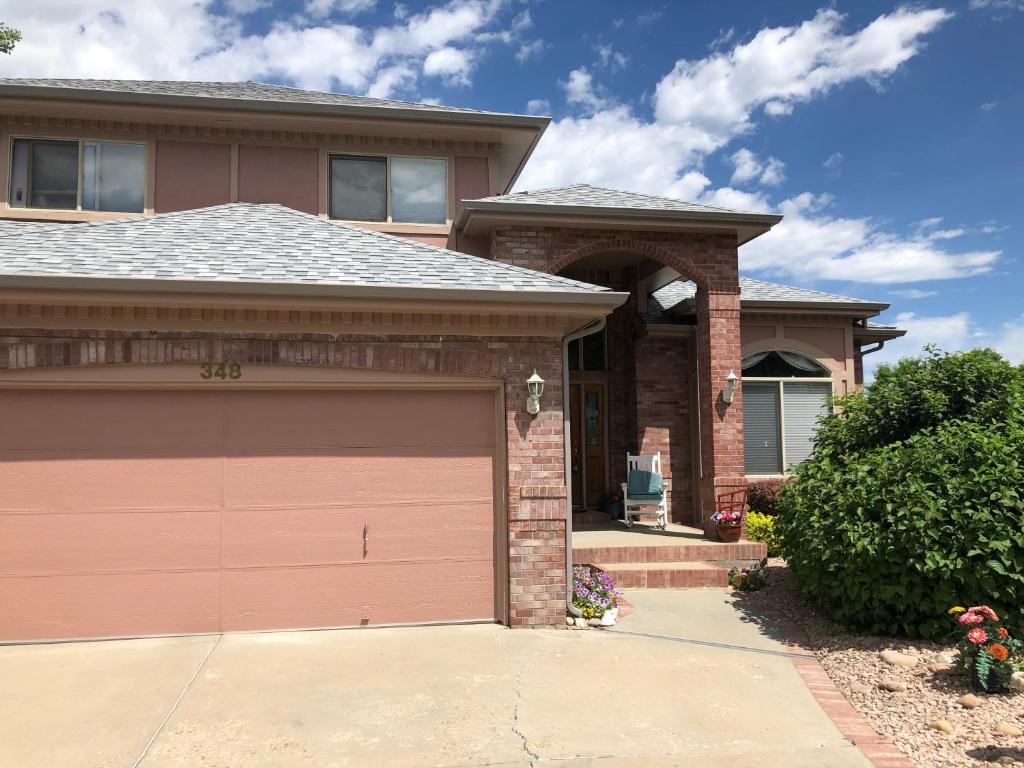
[574,540,766,565]
[598,561,730,589]
[572,510,612,526]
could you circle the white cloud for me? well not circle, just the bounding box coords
[980,101,998,110]
[422,46,474,86]
[739,193,1001,284]
[226,0,271,13]
[727,148,785,186]
[864,310,1024,379]
[596,43,628,70]
[514,38,545,63]
[306,0,377,17]
[759,156,786,186]
[915,216,944,231]
[526,98,550,115]
[729,148,762,185]
[0,0,519,97]
[521,7,951,195]
[969,0,1024,13]
[926,228,965,240]
[561,67,608,111]
[823,151,844,173]
[889,288,938,299]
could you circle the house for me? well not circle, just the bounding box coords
[0,79,904,640]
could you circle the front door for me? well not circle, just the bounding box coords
[569,382,607,509]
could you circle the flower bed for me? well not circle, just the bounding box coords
[741,560,1024,768]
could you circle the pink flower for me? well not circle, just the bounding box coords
[959,612,984,626]
[971,605,1000,622]
[967,627,988,645]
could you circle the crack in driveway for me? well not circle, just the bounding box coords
[130,634,222,768]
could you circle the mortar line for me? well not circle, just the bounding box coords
[130,634,222,768]
[609,628,815,658]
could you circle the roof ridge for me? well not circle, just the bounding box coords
[739,275,865,303]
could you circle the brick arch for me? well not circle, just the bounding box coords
[547,238,708,285]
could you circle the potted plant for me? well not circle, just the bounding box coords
[598,490,624,520]
[949,605,1023,693]
[710,509,742,542]
[571,564,621,626]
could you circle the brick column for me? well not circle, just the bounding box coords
[504,346,569,627]
[695,286,746,537]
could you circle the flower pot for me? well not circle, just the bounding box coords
[717,523,742,543]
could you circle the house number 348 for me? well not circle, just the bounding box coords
[199,363,242,380]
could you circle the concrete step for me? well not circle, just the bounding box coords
[574,540,766,565]
[598,561,730,589]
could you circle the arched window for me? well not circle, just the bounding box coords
[742,351,832,475]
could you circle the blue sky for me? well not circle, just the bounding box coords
[1,0,1021,370]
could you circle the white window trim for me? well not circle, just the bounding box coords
[327,152,449,226]
[9,135,149,214]
[744,375,834,476]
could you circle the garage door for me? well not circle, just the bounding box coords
[0,388,498,642]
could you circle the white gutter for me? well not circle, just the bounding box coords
[562,316,607,617]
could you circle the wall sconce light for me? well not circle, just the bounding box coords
[526,369,545,414]
[722,370,740,404]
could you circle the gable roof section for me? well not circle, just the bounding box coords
[0,78,547,128]
[649,276,888,319]
[0,204,619,305]
[457,184,782,245]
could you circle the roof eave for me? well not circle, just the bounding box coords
[0,273,628,311]
[458,201,781,228]
[666,298,890,316]
[854,327,908,342]
[0,84,551,130]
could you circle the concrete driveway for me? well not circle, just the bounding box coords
[0,590,873,768]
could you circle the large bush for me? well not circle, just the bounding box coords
[747,479,788,516]
[745,511,782,555]
[777,348,1024,638]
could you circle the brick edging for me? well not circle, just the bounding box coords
[753,603,914,768]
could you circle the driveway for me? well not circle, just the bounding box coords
[0,590,873,768]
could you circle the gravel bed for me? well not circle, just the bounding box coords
[739,560,1024,767]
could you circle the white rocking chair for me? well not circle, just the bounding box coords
[621,452,668,530]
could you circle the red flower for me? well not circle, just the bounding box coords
[999,627,1009,639]
[968,627,988,645]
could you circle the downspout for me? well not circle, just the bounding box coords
[563,317,607,617]
[859,341,886,357]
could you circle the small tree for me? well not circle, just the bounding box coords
[0,23,21,55]
[777,348,1024,638]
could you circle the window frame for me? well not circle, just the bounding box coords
[743,370,834,478]
[327,152,449,226]
[8,135,149,214]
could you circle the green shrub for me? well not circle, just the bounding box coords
[777,348,1024,639]
[747,479,788,516]
[745,511,782,555]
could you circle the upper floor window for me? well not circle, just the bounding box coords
[742,351,832,475]
[567,328,607,372]
[329,154,446,225]
[10,138,146,213]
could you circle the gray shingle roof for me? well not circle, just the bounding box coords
[0,204,608,295]
[0,220,64,237]
[0,78,534,121]
[648,276,885,319]
[467,184,760,216]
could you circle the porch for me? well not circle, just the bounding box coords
[573,520,767,588]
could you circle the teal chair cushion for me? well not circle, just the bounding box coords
[627,470,664,499]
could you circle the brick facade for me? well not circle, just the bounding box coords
[489,226,745,535]
[0,329,568,628]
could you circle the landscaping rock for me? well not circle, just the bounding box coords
[881,650,918,668]
[566,616,574,626]
[850,682,873,694]
[1011,672,1024,694]
[573,617,587,629]
[932,651,955,665]
[928,719,954,734]
[879,678,907,692]
[995,722,1023,737]
[586,618,602,627]
[927,663,952,674]
[960,694,984,709]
